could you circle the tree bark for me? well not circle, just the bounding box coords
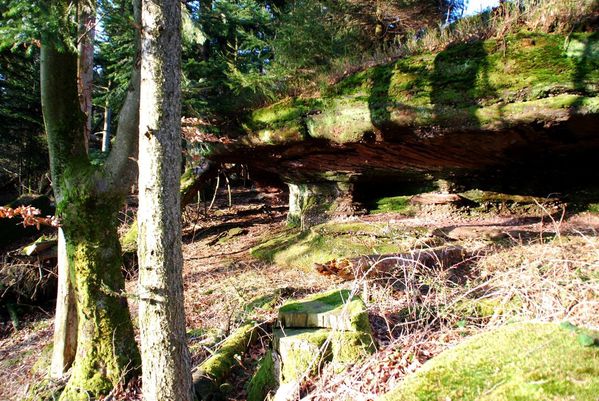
[50,228,78,379]
[138,0,192,400]
[60,194,140,400]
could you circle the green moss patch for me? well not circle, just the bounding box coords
[587,203,599,214]
[119,220,137,254]
[306,95,373,143]
[247,351,278,401]
[370,196,414,214]
[379,322,599,401]
[450,296,522,322]
[250,222,405,270]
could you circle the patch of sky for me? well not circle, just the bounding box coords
[464,0,500,16]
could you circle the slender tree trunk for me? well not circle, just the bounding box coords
[51,0,96,376]
[78,0,96,150]
[102,105,112,152]
[50,228,78,379]
[138,0,192,399]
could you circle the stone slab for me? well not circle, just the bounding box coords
[278,289,370,332]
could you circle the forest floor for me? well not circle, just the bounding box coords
[1,186,598,400]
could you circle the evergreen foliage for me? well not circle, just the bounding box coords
[0,47,46,195]
[96,0,137,116]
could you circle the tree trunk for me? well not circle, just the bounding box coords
[59,192,139,400]
[77,0,96,150]
[50,228,78,379]
[50,0,95,369]
[102,105,112,152]
[137,0,192,400]
[41,17,141,399]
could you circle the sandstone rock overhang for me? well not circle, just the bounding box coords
[200,32,598,188]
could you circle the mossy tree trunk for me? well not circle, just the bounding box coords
[51,0,96,378]
[60,189,140,400]
[137,0,192,400]
[40,1,142,399]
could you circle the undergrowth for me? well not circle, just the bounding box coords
[300,230,599,400]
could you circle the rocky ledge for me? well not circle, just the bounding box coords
[198,32,599,226]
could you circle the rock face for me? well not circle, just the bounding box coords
[248,289,375,401]
[200,32,599,224]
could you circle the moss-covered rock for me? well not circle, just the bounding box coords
[378,322,599,401]
[278,289,371,333]
[244,32,598,145]
[272,290,375,386]
[287,182,360,229]
[330,330,376,368]
[203,32,599,198]
[274,328,330,383]
[247,351,278,401]
[274,326,375,383]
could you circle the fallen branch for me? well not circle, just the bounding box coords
[192,322,262,400]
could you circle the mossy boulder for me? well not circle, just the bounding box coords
[244,32,598,145]
[278,289,371,333]
[273,327,375,383]
[204,32,599,193]
[378,322,599,401]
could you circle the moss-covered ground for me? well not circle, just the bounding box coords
[379,322,599,401]
[250,222,425,270]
